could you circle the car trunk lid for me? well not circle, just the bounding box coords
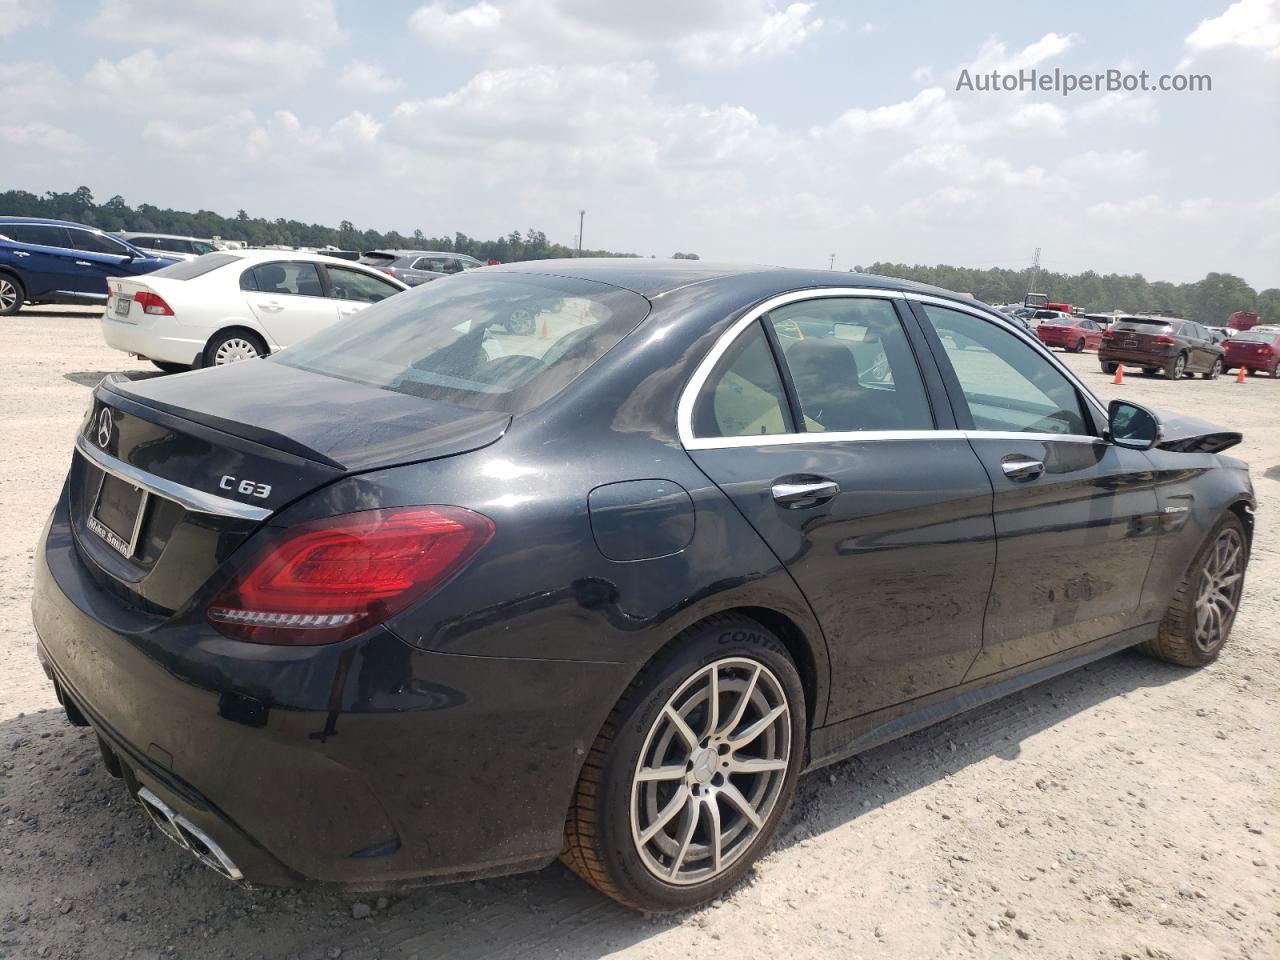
[70,363,509,613]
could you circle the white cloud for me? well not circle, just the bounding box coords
[0,62,71,113]
[1074,91,1159,125]
[83,0,342,111]
[0,0,48,36]
[1185,0,1280,59]
[408,0,824,68]
[0,121,83,156]
[337,60,402,94]
[1059,149,1150,181]
[965,31,1078,73]
[1085,194,1163,223]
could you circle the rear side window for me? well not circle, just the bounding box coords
[924,304,1090,436]
[274,273,651,414]
[242,262,324,296]
[692,321,793,438]
[151,253,241,280]
[2,223,70,247]
[767,298,933,432]
[150,237,191,253]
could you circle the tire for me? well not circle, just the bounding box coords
[505,307,537,336]
[1074,338,1086,353]
[1101,361,1118,374]
[204,329,268,366]
[1165,353,1187,380]
[562,615,806,912]
[0,274,24,316]
[151,360,188,374]
[1141,513,1248,667]
[1202,358,1223,380]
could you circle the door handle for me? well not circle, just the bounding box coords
[259,300,284,312]
[13,251,29,257]
[772,478,840,508]
[1001,456,1045,481]
[75,260,92,266]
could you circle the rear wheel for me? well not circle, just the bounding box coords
[1141,514,1248,667]
[505,307,537,336]
[205,329,268,366]
[0,274,24,316]
[1074,338,1086,353]
[1165,353,1187,380]
[1202,358,1223,380]
[1101,361,1118,374]
[562,615,805,912]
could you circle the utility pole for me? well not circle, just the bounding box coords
[577,210,585,255]
[1028,247,1041,295]
[828,253,836,270]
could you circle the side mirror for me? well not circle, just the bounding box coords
[1108,399,1160,450]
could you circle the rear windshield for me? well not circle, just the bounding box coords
[1111,319,1172,333]
[273,272,651,414]
[359,252,396,264]
[148,252,242,280]
[1228,331,1278,343]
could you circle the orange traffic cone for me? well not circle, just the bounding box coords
[539,316,551,339]
[1112,363,1125,385]
[1235,366,1247,383]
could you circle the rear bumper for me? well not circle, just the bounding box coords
[1224,355,1274,371]
[1097,346,1175,367]
[31,494,626,889]
[101,313,204,365]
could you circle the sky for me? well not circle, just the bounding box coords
[2,0,1278,289]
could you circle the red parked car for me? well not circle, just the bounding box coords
[1223,330,1280,377]
[1035,315,1104,352]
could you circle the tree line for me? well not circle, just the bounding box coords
[857,261,1279,327]
[3,187,1274,324]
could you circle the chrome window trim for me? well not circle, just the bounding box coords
[684,428,1102,452]
[676,287,908,448]
[75,434,272,522]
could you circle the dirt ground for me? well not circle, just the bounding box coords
[1,307,1276,960]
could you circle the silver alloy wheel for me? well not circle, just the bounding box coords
[213,338,261,364]
[630,657,791,886]
[1194,526,1245,652]
[1172,354,1186,379]
[1209,358,1222,379]
[0,278,17,311]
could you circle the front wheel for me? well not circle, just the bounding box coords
[562,616,805,912]
[0,274,24,316]
[1202,358,1223,380]
[1141,514,1248,667]
[1165,353,1187,380]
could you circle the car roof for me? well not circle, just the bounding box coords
[364,250,479,259]
[117,232,212,241]
[0,216,101,228]
[483,257,983,304]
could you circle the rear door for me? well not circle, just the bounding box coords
[239,260,339,347]
[912,300,1160,677]
[0,223,79,297]
[682,291,997,723]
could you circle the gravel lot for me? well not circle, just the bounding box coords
[1,307,1276,960]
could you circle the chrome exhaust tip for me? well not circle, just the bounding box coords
[136,787,245,882]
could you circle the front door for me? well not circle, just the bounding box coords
[682,293,997,723]
[240,260,339,348]
[914,301,1160,677]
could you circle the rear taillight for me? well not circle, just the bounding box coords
[1101,331,1114,339]
[1152,335,1175,345]
[206,506,494,646]
[133,290,173,316]
[382,268,397,277]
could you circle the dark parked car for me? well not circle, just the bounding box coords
[358,250,485,287]
[1098,316,1225,380]
[115,232,220,261]
[0,217,176,315]
[1223,329,1280,377]
[33,261,1254,912]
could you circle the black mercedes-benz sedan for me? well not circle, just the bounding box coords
[32,260,1254,912]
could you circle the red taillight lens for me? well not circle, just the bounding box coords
[382,268,397,277]
[1101,331,1114,339]
[133,290,173,315]
[206,506,494,645]
[1152,335,1175,345]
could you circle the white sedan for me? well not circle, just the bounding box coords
[101,250,409,371]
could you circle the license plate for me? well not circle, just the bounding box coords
[88,471,149,558]
[1123,339,1137,347]
[115,295,132,317]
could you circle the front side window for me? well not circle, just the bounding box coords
[767,298,933,432]
[245,261,325,296]
[414,257,449,273]
[923,304,1090,436]
[69,230,132,256]
[691,321,793,438]
[326,266,401,303]
[274,272,650,414]
[150,237,189,253]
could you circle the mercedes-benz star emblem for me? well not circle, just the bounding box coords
[96,408,113,448]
